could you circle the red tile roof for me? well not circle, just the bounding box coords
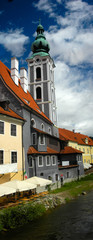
[0,106,24,121]
[60,146,83,154]
[0,61,52,123]
[27,146,82,155]
[27,146,59,155]
[59,128,93,146]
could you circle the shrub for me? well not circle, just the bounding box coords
[0,203,46,231]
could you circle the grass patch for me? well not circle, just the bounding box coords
[51,173,93,197]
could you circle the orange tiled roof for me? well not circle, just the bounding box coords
[0,61,52,123]
[60,146,83,154]
[27,146,59,155]
[0,106,24,121]
[59,128,93,146]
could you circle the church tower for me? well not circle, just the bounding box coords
[27,23,57,125]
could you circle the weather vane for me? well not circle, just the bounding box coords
[39,18,41,24]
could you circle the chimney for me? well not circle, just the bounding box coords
[20,67,28,93]
[11,57,19,85]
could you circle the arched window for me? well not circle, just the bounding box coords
[49,127,51,134]
[36,67,41,79]
[36,87,41,100]
[41,123,45,132]
[31,118,36,128]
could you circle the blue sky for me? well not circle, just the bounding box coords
[0,0,93,136]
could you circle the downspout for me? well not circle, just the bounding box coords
[22,122,24,180]
[34,155,37,176]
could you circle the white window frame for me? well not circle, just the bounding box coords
[0,120,4,135]
[35,85,43,100]
[51,155,56,166]
[49,127,51,135]
[10,123,17,137]
[38,156,43,167]
[41,123,45,132]
[39,134,45,145]
[31,118,36,128]
[28,156,33,168]
[46,156,50,166]
[0,149,4,165]
[11,151,17,163]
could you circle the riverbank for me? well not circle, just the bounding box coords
[0,173,93,232]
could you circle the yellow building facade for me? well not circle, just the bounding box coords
[59,128,93,165]
[0,109,24,184]
[68,141,93,164]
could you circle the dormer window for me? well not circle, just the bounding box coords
[85,138,88,144]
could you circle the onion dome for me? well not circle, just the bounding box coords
[31,23,50,57]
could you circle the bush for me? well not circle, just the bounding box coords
[0,203,46,231]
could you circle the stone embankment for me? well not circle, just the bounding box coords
[33,193,71,210]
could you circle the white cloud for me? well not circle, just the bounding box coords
[55,61,93,135]
[33,0,57,17]
[0,28,29,57]
[34,0,93,136]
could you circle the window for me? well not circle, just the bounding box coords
[87,149,89,153]
[55,174,58,181]
[36,87,41,99]
[11,124,16,136]
[48,176,52,180]
[39,134,45,145]
[84,159,86,163]
[52,156,56,165]
[49,128,51,134]
[11,151,17,163]
[78,155,81,162]
[28,156,33,168]
[67,172,70,178]
[83,148,85,153]
[32,133,36,145]
[0,121,4,134]
[46,156,50,166]
[40,172,44,177]
[38,156,43,167]
[36,67,41,79]
[31,118,36,128]
[0,150,3,164]
[41,123,45,132]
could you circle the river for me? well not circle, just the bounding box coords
[1,191,93,240]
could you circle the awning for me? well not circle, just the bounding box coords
[1,180,36,192]
[25,176,52,186]
[0,185,16,197]
[0,163,17,174]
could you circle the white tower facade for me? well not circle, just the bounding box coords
[27,23,57,125]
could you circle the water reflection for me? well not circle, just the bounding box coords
[1,191,93,240]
